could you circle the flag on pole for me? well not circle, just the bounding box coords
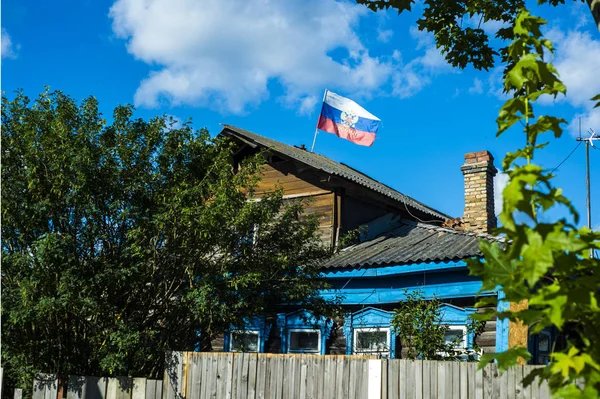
[317,90,380,147]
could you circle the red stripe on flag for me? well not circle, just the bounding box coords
[318,116,376,147]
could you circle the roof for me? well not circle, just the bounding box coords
[322,219,506,269]
[220,125,451,220]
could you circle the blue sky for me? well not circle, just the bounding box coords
[2,0,599,230]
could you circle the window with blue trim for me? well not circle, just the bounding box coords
[342,305,476,359]
[277,310,332,355]
[439,304,477,354]
[223,316,271,353]
[343,307,396,358]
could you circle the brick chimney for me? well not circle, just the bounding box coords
[461,151,497,234]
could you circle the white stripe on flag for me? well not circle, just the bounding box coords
[324,91,380,121]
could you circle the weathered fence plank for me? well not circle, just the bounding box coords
[106,377,132,399]
[421,360,430,399]
[437,361,446,399]
[475,363,484,399]
[33,374,57,399]
[406,360,416,399]
[515,366,526,399]
[238,353,249,399]
[255,353,267,399]
[506,367,516,399]
[484,364,494,399]
[66,376,86,399]
[51,351,557,399]
[132,378,146,399]
[459,363,468,399]
[299,357,308,399]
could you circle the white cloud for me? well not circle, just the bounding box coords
[494,172,509,215]
[465,14,508,37]
[546,29,600,110]
[377,28,393,43]
[392,67,430,99]
[468,78,483,95]
[109,0,398,114]
[569,1,593,31]
[568,109,600,138]
[1,29,17,59]
[409,26,433,50]
[541,28,600,137]
[298,95,318,116]
[487,66,508,100]
[391,26,454,98]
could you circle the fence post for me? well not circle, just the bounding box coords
[368,359,382,399]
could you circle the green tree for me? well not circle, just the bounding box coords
[1,90,334,392]
[358,0,600,396]
[392,290,483,361]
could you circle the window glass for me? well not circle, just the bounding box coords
[289,330,320,353]
[231,331,259,352]
[538,332,550,353]
[443,327,466,348]
[356,330,388,351]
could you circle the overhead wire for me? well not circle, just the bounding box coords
[533,141,582,188]
[547,141,582,177]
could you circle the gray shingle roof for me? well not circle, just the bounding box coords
[322,219,505,269]
[221,125,451,220]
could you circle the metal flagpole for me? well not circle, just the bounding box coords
[311,89,328,153]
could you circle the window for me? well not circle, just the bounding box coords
[230,330,260,352]
[288,329,320,353]
[444,326,467,349]
[353,327,390,356]
[343,307,396,358]
[537,331,551,364]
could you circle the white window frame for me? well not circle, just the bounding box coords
[444,325,467,349]
[287,328,321,354]
[230,330,260,353]
[353,327,391,356]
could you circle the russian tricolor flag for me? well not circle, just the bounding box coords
[317,90,380,147]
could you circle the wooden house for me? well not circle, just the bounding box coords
[213,125,553,364]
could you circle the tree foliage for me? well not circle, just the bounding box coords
[359,0,600,396]
[392,290,483,361]
[469,10,600,397]
[1,90,334,391]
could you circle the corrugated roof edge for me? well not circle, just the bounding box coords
[322,219,507,269]
[220,124,452,220]
[404,220,507,243]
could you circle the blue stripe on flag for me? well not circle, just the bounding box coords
[320,102,380,134]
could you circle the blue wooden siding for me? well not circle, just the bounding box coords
[321,266,494,305]
[496,289,510,353]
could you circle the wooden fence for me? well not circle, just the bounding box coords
[31,374,162,399]
[163,352,552,399]
[0,353,554,399]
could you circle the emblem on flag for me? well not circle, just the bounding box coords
[316,90,380,147]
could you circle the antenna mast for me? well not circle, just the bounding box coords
[576,128,599,259]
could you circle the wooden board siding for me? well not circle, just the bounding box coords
[253,162,329,197]
[302,192,335,246]
[253,162,336,247]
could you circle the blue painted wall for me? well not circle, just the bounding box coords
[321,264,495,306]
